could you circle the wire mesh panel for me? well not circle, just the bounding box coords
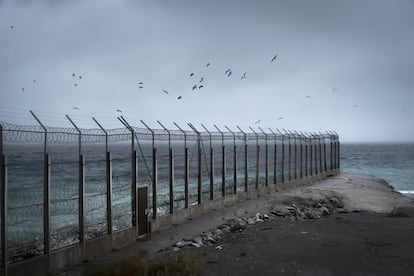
[5,142,44,262]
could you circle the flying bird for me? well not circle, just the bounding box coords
[177,96,182,100]
[254,119,261,124]
[21,87,24,92]
[139,86,144,89]
[227,70,232,77]
[10,25,14,29]
[332,88,338,92]
[190,72,194,77]
[198,85,203,89]
[277,117,283,120]
[225,68,231,76]
[116,109,123,113]
[192,84,198,90]
[138,82,144,85]
[79,76,82,79]
[74,83,78,87]
[72,73,76,77]
[271,54,278,62]
[72,106,80,110]
[32,80,36,83]
[241,72,246,80]
[162,90,169,94]
[206,63,210,67]
[305,95,312,99]
[199,77,204,83]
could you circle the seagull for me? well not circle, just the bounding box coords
[139,86,144,89]
[241,72,246,80]
[72,73,76,77]
[227,70,232,77]
[353,105,359,108]
[162,90,169,94]
[206,63,210,67]
[198,85,203,89]
[332,88,338,92]
[138,82,144,85]
[72,106,80,110]
[177,96,182,100]
[271,54,278,62]
[74,83,78,87]
[277,117,283,120]
[199,77,204,83]
[254,119,261,124]
[116,109,123,113]
[190,72,194,77]
[192,84,198,90]
[305,95,312,99]
[225,68,231,76]
[32,80,36,83]
[21,87,24,92]
[79,76,82,79]
[10,25,14,29]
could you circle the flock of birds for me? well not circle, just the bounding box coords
[10,24,345,124]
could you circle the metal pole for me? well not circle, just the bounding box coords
[157,121,174,213]
[294,131,303,179]
[118,117,138,228]
[334,131,340,169]
[92,118,112,235]
[288,130,297,180]
[174,123,189,208]
[237,126,248,192]
[201,124,214,200]
[300,132,308,177]
[152,148,157,219]
[29,111,50,268]
[283,129,291,181]
[321,132,327,173]
[1,154,8,272]
[249,127,260,190]
[225,126,237,194]
[188,123,202,205]
[276,129,285,183]
[214,125,226,197]
[269,128,277,184]
[258,127,268,187]
[65,115,85,258]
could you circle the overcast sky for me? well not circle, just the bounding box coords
[1,0,413,142]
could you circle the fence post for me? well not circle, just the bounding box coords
[334,131,340,169]
[268,128,277,185]
[276,129,285,183]
[288,130,297,180]
[188,123,202,205]
[214,125,226,197]
[249,127,260,190]
[92,118,112,235]
[157,121,174,214]
[258,127,268,187]
[237,126,248,192]
[283,129,291,181]
[174,123,189,209]
[1,154,8,273]
[201,124,214,200]
[65,115,85,257]
[322,132,327,173]
[152,148,157,219]
[225,126,237,194]
[118,117,138,229]
[294,131,303,179]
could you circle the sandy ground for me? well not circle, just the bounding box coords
[61,173,414,275]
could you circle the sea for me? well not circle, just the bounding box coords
[340,143,414,198]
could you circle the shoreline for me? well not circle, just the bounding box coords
[62,173,414,275]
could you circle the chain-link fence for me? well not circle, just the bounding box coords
[0,117,340,267]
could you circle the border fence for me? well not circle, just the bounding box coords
[0,113,339,274]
